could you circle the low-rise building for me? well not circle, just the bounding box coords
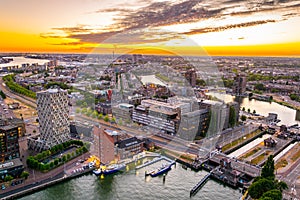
[115,137,144,160]
[0,158,24,181]
[112,103,134,124]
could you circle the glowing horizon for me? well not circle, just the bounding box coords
[1,0,300,57]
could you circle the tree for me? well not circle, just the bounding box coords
[82,146,88,152]
[242,107,245,111]
[104,115,109,122]
[62,155,67,162]
[248,178,275,199]
[54,159,59,166]
[241,115,247,122]
[247,108,251,113]
[261,155,275,180]
[4,175,14,182]
[196,78,206,86]
[274,180,288,192]
[82,102,88,108]
[81,107,87,114]
[229,106,236,128]
[254,83,266,91]
[86,108,93,116]
[259,189,282,200]
[21,171,30,179]
[67,153,71,160]
[49,162,54,168]
[92,110,98,118]
[75,108,81,114]
[98,113,103,120]
[253,110,256,114]
[44,163,50,171]
[0,90,6,99]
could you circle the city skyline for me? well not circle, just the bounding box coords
[0,0,300,56]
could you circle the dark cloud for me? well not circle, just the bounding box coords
[47,41,84,46]
[184,20,277,35]
[112,0,226,30]
[42,0,300,46]
[95,8,132,13]
[52,26,92,34]
[68,29,182,44]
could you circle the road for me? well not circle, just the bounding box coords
[76,114,201,156]
[0,78,37,108]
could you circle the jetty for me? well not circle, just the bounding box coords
[136,155,174,170]
[190,172,211,196]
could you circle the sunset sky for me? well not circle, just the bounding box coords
[1,0,300,56]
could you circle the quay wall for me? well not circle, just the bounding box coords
[1,168,94,200]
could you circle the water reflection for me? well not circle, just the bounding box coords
[208,93,299,126]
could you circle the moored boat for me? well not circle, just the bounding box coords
[146,161,175,177]
[102,163,126,175]
[93,163,126,176]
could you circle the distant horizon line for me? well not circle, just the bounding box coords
[0,52,300,59]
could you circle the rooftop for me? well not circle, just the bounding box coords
[116,137,143,148]
[0,158,23,171]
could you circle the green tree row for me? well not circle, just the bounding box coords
[290,93,300,102]
[27,145,88,171]
[75,107,116,123]
[45,81,72,90]
[3,74,36,99]
[248,73,299,81]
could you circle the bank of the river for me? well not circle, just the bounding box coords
[18,161,242,200]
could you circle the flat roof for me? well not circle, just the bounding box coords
[0,158,23,171]
[0,125,18,131]
[104,129,119,136]
[37,88,67,94]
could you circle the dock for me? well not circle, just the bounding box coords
[190,172,211,196]
[135,155,174,170]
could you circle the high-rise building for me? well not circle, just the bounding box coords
[183,69,197,87]
[0,125,20,162]
[232,74,247,95]
[36,88,70,150]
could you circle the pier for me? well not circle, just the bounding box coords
[190,172,211,196]
[208,152,261,178]
[135,155,174,170]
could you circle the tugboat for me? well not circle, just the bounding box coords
[146,161,175,177]
[93,163,126,176]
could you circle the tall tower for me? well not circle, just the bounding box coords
[37,89,70,149]
[233,74,247,96]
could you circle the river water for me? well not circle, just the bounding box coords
[0,57,50,68]
[19,161,242,200]
[208,92,300,126]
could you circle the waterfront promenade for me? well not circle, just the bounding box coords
[0,152,91,199]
